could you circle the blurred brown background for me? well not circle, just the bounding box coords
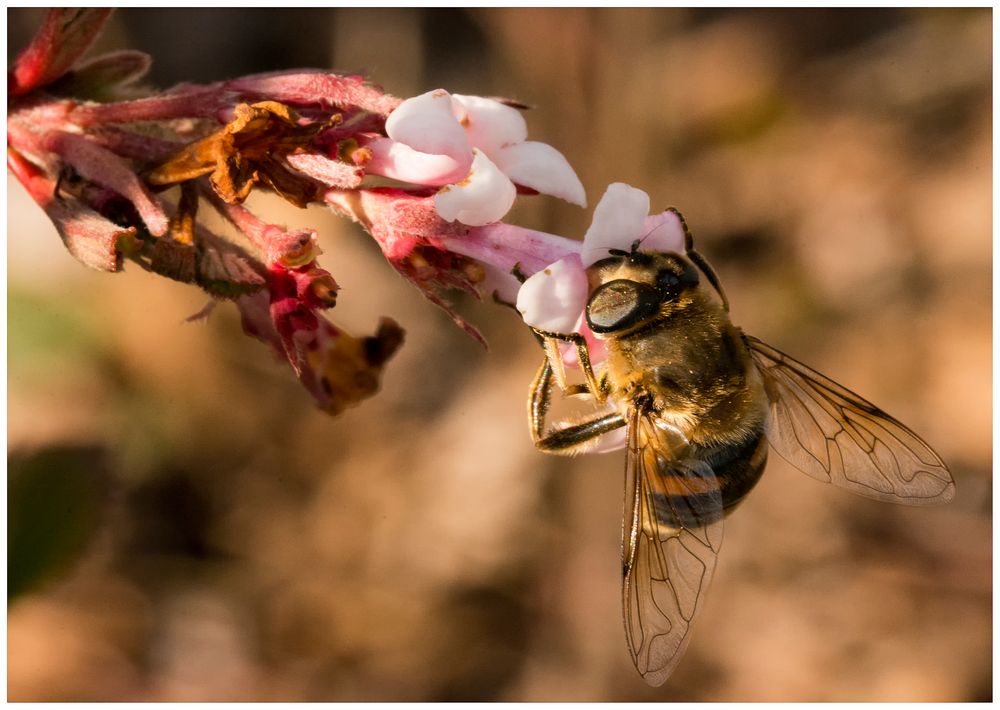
[7,7,991,702]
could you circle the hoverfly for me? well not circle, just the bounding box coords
[525,210,955,686]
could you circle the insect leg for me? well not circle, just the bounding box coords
[529,356,625,455]
[531,328,609,402]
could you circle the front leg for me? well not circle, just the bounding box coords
[530,356,625,455]
[532,327,609,402]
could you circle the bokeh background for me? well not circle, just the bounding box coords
[7,7,991,702]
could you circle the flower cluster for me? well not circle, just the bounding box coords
[364,89,586,225]
[8,9,674,417]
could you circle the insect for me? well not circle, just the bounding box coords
[525,212,956,686]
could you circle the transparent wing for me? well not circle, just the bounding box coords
[745,335,955,505]
[622,408,724,687]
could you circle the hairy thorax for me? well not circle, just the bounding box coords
[602,295,767,448]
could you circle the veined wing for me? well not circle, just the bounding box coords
[745,335,954,505]
[622,407,724,686]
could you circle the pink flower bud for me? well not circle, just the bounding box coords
[43,131,168,236]
[9,9,112,96]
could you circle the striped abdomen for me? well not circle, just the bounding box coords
[644,417,769,529]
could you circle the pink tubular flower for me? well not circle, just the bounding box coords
[325,185,589,344]
[512,183,686,454]
[364,89,586,226]
[8,8,113,96]
[202,189,406,412]
[237,263,404,416]
[516,183,687,364]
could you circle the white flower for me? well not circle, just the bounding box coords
[516,183,686,333]
[514,253,589,333]
[515,183,686,456]
[434,149,517,225]
[365,89,586,226]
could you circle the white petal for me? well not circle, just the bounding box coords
[515,253,588,333]
[365,137,471,186]
[386,89,470,159]
[433,149,516,226]
[451,94,528,155]
[478,262,523,304]
[640,210,687,254]
[493,141,587,207]
[581,183,650,266]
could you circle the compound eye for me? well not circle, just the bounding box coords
[586,279,661,334]
[656,259,699,300]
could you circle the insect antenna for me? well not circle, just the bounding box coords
[628,209,730,310]
[662,208,730,312]
[687,248,729,311]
